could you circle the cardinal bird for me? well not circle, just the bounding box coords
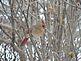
[31,20,46,38]
[21,20,46,46]
[21,36,29,46]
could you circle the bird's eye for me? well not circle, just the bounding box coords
[42,25,45,28]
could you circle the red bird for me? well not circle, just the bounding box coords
[31,20,46,37]
[20,20,46,46]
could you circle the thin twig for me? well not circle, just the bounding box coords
[0,38,12,44]
[67,14,78,61]
[30,35,42,60]
[0,26,12,39]
[1,1,12,23]
[46,28,58,42]
[64,0,81,9]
